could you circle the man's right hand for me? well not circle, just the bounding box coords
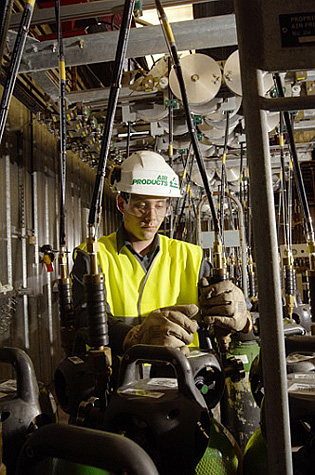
[123,304,198,355]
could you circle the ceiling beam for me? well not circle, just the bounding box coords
[18,15,237,73]
[9,0,219,28]
[67,87,158,105]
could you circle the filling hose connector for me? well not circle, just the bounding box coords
[283,248,295,319]
[210,234,230,355]
[84,236,112,409]
[58,251,75,356]
[212,234,228,283]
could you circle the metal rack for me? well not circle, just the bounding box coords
[234,1,315,473]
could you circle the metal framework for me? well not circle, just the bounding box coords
[234,0,315,473]
[17,15,237,73]
[9,0,218,28]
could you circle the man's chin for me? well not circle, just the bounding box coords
[140,227,156,239]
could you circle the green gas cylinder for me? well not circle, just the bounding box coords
[196,417,241,475]
[52,459,109,475]
[52,418,240,475]
[243,426,268,475]
[221,336,261,451]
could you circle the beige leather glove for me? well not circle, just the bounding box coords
[123,304,199,355]
[199,278,252,333]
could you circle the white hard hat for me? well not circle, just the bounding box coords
[115,150,181,198]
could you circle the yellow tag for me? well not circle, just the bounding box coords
[279,134,284,147]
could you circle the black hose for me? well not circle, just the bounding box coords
[88,0,136,232]
[274,74,314,241]
[0,0,35,144]
[219,111,230,237]
[155,0,220,237]
[279,113,289,246]
[55,0,67,249]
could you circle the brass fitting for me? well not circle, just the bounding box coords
[212,237,228,279]
[86,237,100,275]
[86,237,99,254]
[285,293,295,319]
[283,248,294,267]
[83,272,104,285]
[58,252,68,280]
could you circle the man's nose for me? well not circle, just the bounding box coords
[145,206,158,219]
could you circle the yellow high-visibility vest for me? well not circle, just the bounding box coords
[78,233,202,346]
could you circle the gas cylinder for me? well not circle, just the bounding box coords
[221,334,261,450]
[243,425,267,475]
[196,417,241,474]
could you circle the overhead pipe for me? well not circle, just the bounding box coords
[0,0,36,144]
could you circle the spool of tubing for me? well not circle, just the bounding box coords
[169,53,222,105]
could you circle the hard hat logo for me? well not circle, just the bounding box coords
[115,150,182,198]
[170,177,179,189]
[132,175,168,186]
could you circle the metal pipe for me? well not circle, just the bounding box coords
[17,131,30,349]
[126,121,131,157]
[274,74,314,243]
[234,1,293,472]
[197,193,248,298]
[279,114,289,247]
[5,154,12,287]
[219,112,230,239]
[44,177,54,357]
[55,0,75,356]
[0,0,36,144]
[171,148,191,238]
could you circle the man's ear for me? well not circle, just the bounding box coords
[116,194,125,214]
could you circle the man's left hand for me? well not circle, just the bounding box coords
[199,278,252,333]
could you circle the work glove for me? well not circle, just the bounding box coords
[123,304,199,356]
[199,278,252,333]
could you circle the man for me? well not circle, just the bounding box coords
[72,150,251,357]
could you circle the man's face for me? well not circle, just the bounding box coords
[119,194,168,242]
